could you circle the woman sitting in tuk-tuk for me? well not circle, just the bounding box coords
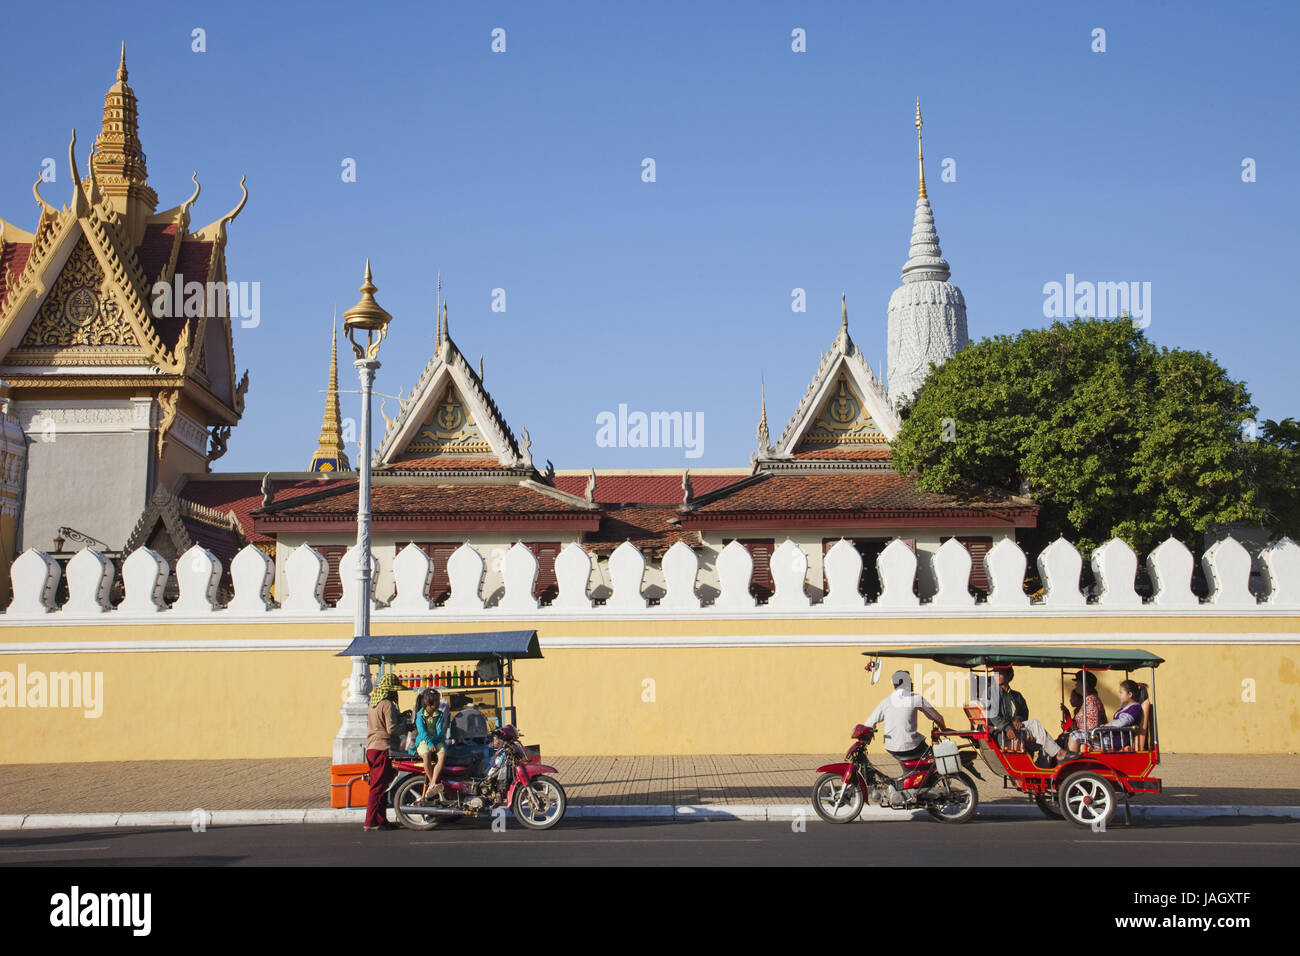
[410,689,449,799]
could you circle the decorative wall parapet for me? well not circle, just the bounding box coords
[5,535,1300,623]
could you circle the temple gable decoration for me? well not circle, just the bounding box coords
[758,293,900,465]
[374,301,525,470]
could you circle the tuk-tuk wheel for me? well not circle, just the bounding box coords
[1034,792,1062,818]
[1058,772,1116,829]
[393,776,441,831]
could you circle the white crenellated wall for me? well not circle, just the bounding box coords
[4,535,1299,622]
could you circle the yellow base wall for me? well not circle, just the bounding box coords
[1,618,1297,762]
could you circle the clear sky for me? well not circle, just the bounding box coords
[3,0,1296,473]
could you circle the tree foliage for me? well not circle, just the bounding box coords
[889,317,1286,556]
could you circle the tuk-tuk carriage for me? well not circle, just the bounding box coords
[862,646,1163,828]
[336,629,565,831]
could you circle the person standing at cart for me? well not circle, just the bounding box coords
[866,670,951,770]
[364,672,404,831]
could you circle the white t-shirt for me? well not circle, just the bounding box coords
[867,688,943,752]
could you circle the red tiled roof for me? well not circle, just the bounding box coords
[180,516,243,582]
[551,473,743,504]
[584,506,694,556]
[152,239,214,349]
[0,241,31,305]
[790,446,892,460]
[255,482,600,526]
[686,473,1037,522]
[136,223,177,287]
[181,477,344,543]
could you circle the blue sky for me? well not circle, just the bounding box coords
[3,0,1296,472]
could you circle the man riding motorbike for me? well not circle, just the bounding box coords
[865,670,951,771]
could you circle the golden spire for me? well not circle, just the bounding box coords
[756,377,770,451]
[434,271,443,348]
[841,290,848,333]
[309,311,350,472]
[915,98,927,200]
[93,43,157,237]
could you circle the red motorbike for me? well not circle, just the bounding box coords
[389,725,566,831]
[811,724,979,824]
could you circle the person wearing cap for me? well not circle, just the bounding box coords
[364,672,405,831]
[865,670,951,770]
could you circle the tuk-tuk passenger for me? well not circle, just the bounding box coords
[1093,680,1147,751]
[411,688,449,799]
[1065,671,1108,753]
[982,667,1069,767]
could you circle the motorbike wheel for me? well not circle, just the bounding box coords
[925,773,979,824]
[392,775,441,831]
[511,774,566,830]
[1035,792,1063,819]
[811,772,864,824]
[1059,771,1116,829]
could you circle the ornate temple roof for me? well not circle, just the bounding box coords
[683,473,1037,529]
[755,293,900,471]
[0,47,250,452]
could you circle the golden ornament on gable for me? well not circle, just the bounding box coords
[798,374,887,448]
[409,385,492,454]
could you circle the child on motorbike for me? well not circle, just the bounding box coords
[410,689,450,801]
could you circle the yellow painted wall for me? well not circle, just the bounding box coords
[0,616,1297,762]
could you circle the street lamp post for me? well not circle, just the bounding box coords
[332,260,393,765]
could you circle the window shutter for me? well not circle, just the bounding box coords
[526,542,561,604]
[723,538,775,602]
[318,545,348,607]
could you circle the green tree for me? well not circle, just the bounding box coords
[891,317,1267,557]
[1243,417,1300,541]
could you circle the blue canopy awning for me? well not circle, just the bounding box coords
[336,630,541,663]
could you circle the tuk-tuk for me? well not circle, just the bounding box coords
[336,629,565,831]
[862,645,1163,828]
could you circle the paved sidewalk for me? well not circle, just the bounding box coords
[0,754,1295,815]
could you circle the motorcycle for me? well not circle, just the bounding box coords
[811,724,980,824]
[389,724,566,831]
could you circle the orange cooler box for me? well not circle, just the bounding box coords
[330,763,371,809]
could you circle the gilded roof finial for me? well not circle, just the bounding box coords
[915,98,927,200]
[435,271,443,348]
[118,42,128,84]
[309,309,350,471]
[841,290,848,333]
[757,376,770,452]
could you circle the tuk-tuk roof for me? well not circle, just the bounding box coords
[860,645,1164,669]
[336,630,542,663]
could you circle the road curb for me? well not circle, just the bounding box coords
[2,804,1298,829]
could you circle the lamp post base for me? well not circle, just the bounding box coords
[332,657,372,765]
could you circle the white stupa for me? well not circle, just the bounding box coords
[886,100,969,408]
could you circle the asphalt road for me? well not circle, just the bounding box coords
[2,817,1297,866]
